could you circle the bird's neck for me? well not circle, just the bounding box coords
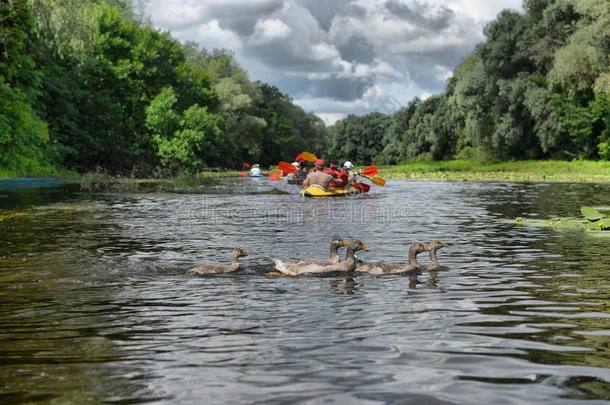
[329,245,339,261]
[408,248,421,266]
[343,247,358,271]
[429,248,440,266]
[229,256,241,271]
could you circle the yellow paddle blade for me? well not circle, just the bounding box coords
[370,176,386,186]
[300,151,317,162]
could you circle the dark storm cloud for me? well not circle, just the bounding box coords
[207,0,285,36]
[245,40,338,73]
[336,37,376,64]
[271,75,372,101]
[384,0,455,31]
[295,0,353,31]
[308,77,373,101]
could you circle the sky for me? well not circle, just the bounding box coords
[144,0,524,125]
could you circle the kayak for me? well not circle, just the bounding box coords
[300,185,362,197]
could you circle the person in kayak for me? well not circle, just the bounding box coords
[324,159,348,188]
[250,164,262,176]
[343,161,355,183]
[303,159,342,189]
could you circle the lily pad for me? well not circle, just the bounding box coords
[581,206,603,221]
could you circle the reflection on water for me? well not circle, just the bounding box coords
[0,180,609,404]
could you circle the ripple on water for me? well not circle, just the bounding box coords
[0,180,609,403]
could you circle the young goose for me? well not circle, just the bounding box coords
[294,237,350,265]
[265,238,349,277]
[272,240,369,276]
[187,248,247,275]
[419,240,449,271]
[356,242,430,275]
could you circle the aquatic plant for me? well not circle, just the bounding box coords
[509,206,609,234]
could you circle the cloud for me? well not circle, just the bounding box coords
[145,0,524,123]
[251,19,292,44]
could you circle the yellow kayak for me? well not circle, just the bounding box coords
[300,185,361,197]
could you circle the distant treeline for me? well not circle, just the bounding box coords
[323,0,610,165]
[1,1,609,177]
[1,0,326,175]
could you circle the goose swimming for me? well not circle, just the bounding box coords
[419,240,449,271]
[356,242,429,275]
[187,248,247,275]
[272,240,369,276]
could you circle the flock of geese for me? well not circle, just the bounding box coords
[187,238,448,277]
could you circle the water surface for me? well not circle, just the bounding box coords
[1,179,609,404]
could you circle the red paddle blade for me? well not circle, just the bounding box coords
[300,151,317,162]
[362,166,377,175]
[295,153,303,161]
[243,162,250,168]
[278,161,297,172]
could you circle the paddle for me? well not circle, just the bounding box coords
[278,161,298,173]
[369,176,386,186]
[361,166,377,176]
[360,173,386,186]
[239,162,251,176]
[300,151,318,162]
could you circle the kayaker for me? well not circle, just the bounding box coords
[324,159,348,188]
[343,161,355,183]
[250,164,262,176]
[303,159,342,189]
[287,161,307,183]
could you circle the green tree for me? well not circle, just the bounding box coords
[0,0,49,172]
[146,86,235,171]
[328,113,392,165]
[379,98,421,164]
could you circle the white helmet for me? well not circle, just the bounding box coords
[292,162,299,167]
[343,161,353,169]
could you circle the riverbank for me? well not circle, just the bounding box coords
[377,160,610,183]
[1,160,608,192]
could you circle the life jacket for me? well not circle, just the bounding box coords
[324,167,348,188]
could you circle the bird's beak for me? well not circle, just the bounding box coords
[362,244,369,251]
[342,240,350,246]
[441,242,448,247]
[242,252,248,256]
[423,245,431,251]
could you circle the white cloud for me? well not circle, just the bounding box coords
[195,20,242,51]
[316,113,345,126]
[251,19,292,44]
[307,72,332,80]
[420,91,432,100]
[148,0,204,28]
[310,42,341,61]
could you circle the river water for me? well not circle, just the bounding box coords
[1,178,609,404]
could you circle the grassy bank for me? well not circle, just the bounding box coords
[2,160,608,192]
[377,160,610,183]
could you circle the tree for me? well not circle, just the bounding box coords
[328,113,392,165]
[146,86,235,171]
[0,0,49,172]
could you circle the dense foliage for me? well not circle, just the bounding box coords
[325,0,610,165]
[1,0,322,175]
[1,0,608,175]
